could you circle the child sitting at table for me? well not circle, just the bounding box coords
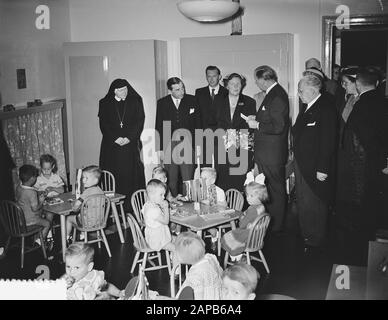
[64,242,124,300]
[175,231,223,300]
[143,179,175,253]
[66,165,104,241]
[221,176,268,262]
[16,164,53,247]
[201,167,227,249]
[152,166,182,235]
[34,154,65,197]
[221,263,259,300]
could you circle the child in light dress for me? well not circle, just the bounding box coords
[143,179,175,252]
[34,154,64,197]
[221,180,268,261]
[200,168,227,247]
[64,243,124,300]
[221,263,259,300]
[175,231,223,300]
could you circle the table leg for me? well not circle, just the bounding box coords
[111,202,125,243]
[60,215,67,262]
[230,221,237,230]
[196,230,202,238]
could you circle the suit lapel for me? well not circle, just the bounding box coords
[258,84,277,113]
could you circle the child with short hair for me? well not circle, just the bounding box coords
[221,263,259,300]
[16,164,53,245]
[175,231,223,300]
[66,165,104,240]
[152,166,182,235]
[143,179,175,252]
[64,242,124,300]
[34,154,65,197]
[221,181,268,261]
[201,168,227,248]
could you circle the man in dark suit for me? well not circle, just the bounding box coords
[292,74,337,248]
[195,66,228,166]
[351,68,388,235]
[155,77,197,196]
[247,65,290,232]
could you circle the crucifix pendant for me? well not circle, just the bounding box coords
[120,122,123,128]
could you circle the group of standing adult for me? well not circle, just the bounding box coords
[153,65,290,234]
[97,61,387,259]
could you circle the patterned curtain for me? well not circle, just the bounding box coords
[2,106,67,188]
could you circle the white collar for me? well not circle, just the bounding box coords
[306,93,321,111]
[115,96,125,101]
[265,82,277,94]
[359,88,374,97]
[21,184,36,190]
[209,84,220,95]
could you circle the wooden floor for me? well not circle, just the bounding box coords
[0,201,370,300]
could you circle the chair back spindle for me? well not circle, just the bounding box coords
[127,214,149,251]
[100,170,116,193]
[78,195,110,231]
[225,189,244,211]
[131,189,147,227]
[246,214,270,251]
[0,200,27,236]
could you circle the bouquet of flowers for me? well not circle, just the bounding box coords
[223,129,254,151]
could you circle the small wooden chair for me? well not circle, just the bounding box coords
[0,200,47,268]
[100,170,127,229]
[223,214,271,273]
[131,189,147,229]
[127,214,171,274]
[210,188,244,256]
[170,263,190,298]
[73,194,112,257]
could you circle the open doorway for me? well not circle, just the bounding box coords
[322,14,388,96]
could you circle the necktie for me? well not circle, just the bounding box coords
[211,89,215,101]
[175,99,180,108]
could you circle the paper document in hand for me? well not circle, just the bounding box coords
[240,113,248,121]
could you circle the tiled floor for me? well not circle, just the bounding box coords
[0,202,369,300]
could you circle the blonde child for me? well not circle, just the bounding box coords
[201,168,227,249]
[16,164,53,246]
[221,181,268,261]
[152,166,182,235]
[175,231,223,300]
[221,263,259,300]
[143,179,175,252]
[64,243,124,300]
[34,154,65,197]
[66,165,104,240]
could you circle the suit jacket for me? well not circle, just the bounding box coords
[195,85,228,130]
[346,89,388,167]
[292,94,338,204]
[254,84,290,166]
[155,94,197,151]
[216,94,256,130]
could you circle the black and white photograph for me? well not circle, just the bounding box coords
[0,0,387,304]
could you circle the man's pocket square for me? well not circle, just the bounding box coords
[189,108,195,114]
[262,106,266,111]
[307,122,316,126]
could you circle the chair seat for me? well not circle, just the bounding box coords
[15,224,44,237]
[134,245,156,253]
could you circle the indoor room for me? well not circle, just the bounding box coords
[0,0,387,301]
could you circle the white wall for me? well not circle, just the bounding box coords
[68,0,388,82]
[0,0,71,106]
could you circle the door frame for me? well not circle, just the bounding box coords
[322,14,388,77]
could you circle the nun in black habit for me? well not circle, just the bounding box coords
[98,79,146,210]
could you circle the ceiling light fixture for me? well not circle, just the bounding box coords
[177,0,240,22]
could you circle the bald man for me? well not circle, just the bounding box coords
[292,74,338,249]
